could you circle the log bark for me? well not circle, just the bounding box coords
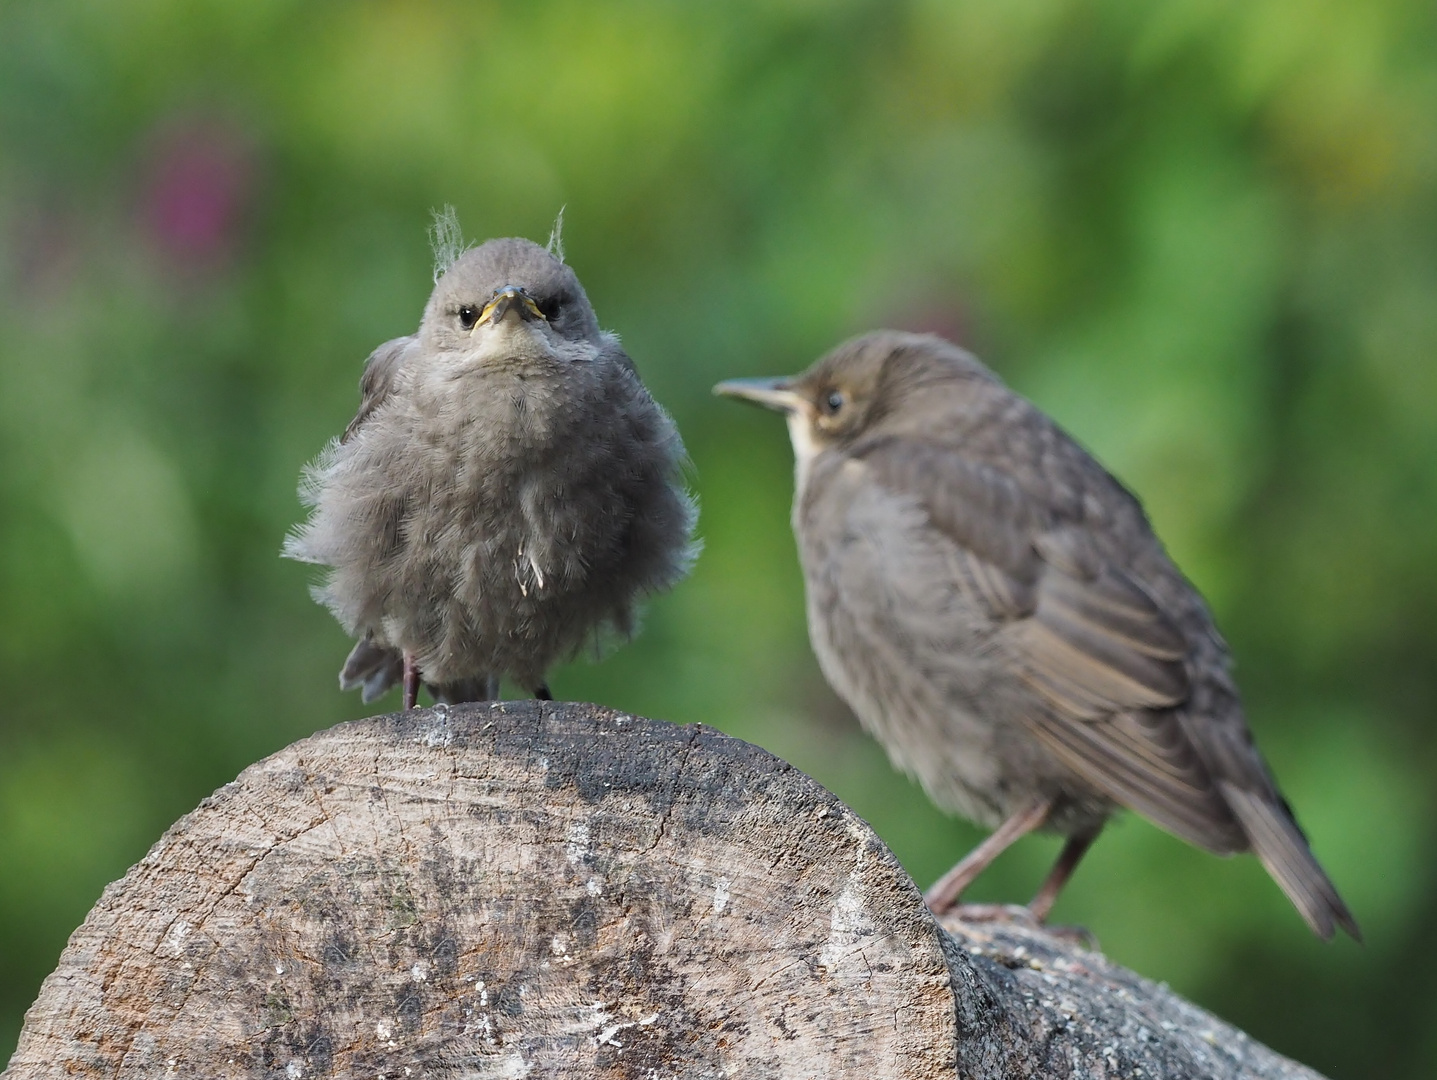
[3,702,1324,1079]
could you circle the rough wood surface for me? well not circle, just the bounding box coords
[937,918,1323,1078]
[3,702,1325,1079]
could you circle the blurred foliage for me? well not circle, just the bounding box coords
[1,1,1435,1075]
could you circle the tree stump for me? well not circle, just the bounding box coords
[3,702,1325,1079]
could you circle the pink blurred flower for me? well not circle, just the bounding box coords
[139,117,257,267]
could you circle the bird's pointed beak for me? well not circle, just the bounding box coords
[479,285,545,326]
[713,377,806,413]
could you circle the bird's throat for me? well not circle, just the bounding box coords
[786,411,822,496]
[468,318,554,368]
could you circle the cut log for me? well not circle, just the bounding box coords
[3,702,1324,1079]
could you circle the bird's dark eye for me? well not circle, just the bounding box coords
[536,296,561,322]
[458,305,479,330]
[824,390,846,414]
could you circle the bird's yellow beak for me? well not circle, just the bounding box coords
[713,377,807,413]
[479,286,545,326]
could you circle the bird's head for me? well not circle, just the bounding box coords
[715,330,996,465]
[421,237,602,360]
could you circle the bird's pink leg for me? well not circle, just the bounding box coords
[924,797,1052,915]
[402,653,420,710]
[1028,827,1101,924]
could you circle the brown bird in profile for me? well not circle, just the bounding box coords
[716,330,1358,940]
[286,225,697,709]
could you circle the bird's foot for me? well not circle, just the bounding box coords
[1042,922,1099,949]
[934,902,1098,949]
[941,902,1040,927]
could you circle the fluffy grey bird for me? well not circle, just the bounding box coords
[716,330,1358,940]
[286,230,697,709]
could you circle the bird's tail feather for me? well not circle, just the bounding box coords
[339,637,498,706]
[1219,781,1361,941]
[339,637,403,703]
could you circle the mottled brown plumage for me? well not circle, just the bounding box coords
[286,235,697,706]
[716,330,1357,940]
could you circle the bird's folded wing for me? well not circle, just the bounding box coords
[342,335,416,443]
[1017,529,1188,718]
[857,438,1242,852]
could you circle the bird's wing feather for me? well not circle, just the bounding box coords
[854,437,1241,851]
[1016,528,1189,716]
[342,335,415,443]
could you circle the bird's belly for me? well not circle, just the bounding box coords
[381,473,624,681]
[321,417,638,688]
[805,590,1017,827]
[798,484,1077,829]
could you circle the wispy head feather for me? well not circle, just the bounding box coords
[546,206,567,264]
[429,205,469,282]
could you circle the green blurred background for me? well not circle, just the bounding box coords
[2,1,1434,1075]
